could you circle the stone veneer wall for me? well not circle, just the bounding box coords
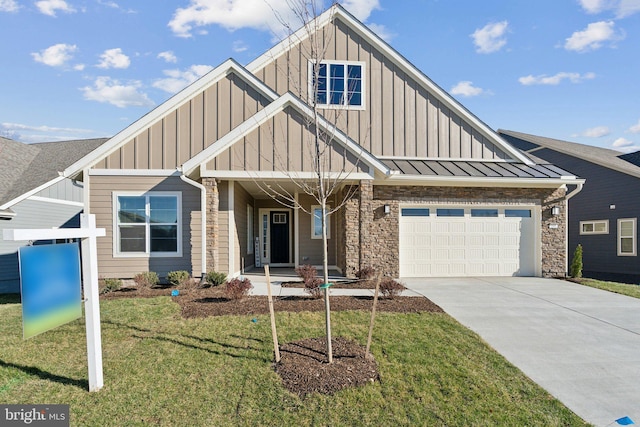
[342,184,567,278]
[202,177,219,273]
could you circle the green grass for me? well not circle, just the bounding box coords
[575,278,640,299]
[0,296,588,426]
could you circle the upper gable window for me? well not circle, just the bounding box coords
[310,61,364,109]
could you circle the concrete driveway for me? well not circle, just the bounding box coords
[403,277,640,426]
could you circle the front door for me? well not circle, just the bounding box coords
[270,211,289,263]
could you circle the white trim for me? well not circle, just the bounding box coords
[62,59,279,178]
[307,60,366,110]
[617,218,637,257]
[83,169,90,215]
[258,208,293,265]
[294,192,300,268]
[200,170,375,180]
[182,92,390,177]
[382,175,584,188]
[379,155,513,163]
[112,191,183,258]
[579,220,609,235]
[0,175,66,211]
[246,5,533,165]
[311,205,331,239]
[89,169,181,177]
[27,195,85,207]
[247,203,254,255]
[180,174,207,277]
[228,180,235,276]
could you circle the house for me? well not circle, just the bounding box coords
[60,5,583,282]
[0,136,108,292]
[500,129,640,284]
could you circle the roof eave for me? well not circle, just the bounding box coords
[380,174,585,188]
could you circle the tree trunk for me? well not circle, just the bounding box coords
[321,200,333,363]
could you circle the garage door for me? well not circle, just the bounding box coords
[399,206,536,277]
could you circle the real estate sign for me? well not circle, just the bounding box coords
[19,243,82,339]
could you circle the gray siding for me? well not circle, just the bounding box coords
[0,199,82,293]
[253,17,509,161]
[89,176,201,279]
[33,178,84,203]
[233,183,254,272]
[297,194,337,266]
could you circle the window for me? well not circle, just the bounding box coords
[401,208,430,217]
[247,205,254,254]
[436,208,464,217]
[471,209,498,217]
[618,218,636,256]
[505,209,531,218]
[312,205,331,239]
[580,220,609,235]
[115,193,181,257]
[310,61,364,108]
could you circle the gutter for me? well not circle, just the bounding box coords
[564,182,584,277]
[0,209,16,220]
[179,172,207,281]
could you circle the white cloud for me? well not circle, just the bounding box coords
[367,23,394,42]
[577,126,611,137]
[471,21,508,54]
[31,43,77,67]
[73,63,85,71]
[81,76,154,108]
[629,119,640,134]
[564,21,623,52]
[97,0,136,13]
[0,0,19,12]
[152,65,214,94]
[518,71,596,85]
[0,122,96,143]
[450,81,485,97]
[35,0,76,16]
[168,0,380,39]
[612,137,640,152]
[158,50,178,63]
[232,40,248,53]
[97,48,130,69]
[578,0,640,18]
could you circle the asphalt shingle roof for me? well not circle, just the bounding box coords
[0,137,109,208]
[498,129,640,180]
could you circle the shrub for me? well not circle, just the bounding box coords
[570,244,583,279]
[295,264,317,282]
[167,270,191,287]
[380,277,404,299]
[206,271,227,287]
[99,278,122,295]
[225,277,253,300]
[355,266,377,280]
[133,271,159,288]
[304,277,324,299]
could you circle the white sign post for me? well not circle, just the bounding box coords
[3,213,106,392]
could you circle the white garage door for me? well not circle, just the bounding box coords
[399,206,536,277]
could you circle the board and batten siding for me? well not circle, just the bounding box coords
[206,107,365,173]
[297,194,337,266]
[0,198,82,293]
[253,17,508,161]
[89,176,201,279]
[233,182,254,273]
[33,177,84,203]
[93,72,271,170]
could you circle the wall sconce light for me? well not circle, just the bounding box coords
[551,206,561,216]
[610,204,616,210]
[384,204,390,214]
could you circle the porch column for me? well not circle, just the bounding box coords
[342,184,360,278]
[202,177,219,273]
[359,180,374,273]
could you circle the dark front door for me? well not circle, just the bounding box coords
[270,211,289,263]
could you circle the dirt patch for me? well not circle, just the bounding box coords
[274,337,379,397]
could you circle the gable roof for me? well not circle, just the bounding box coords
[0,137,109,210]
[181,92,390,177]
[619,150,640,168]
[62,58,280,178]
[247,4,533,165]
[499,129,640,180]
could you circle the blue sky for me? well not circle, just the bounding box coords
[1,0,639,153]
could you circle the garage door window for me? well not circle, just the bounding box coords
[437,208,464,217]
[401,208,430,216]
[505,209,531,218]
[471,209,498,217]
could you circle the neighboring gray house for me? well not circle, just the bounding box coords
[0,136,108,293]
[500,129,640,284]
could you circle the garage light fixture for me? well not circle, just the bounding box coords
[384,204,390,214]
[551,206,561,216]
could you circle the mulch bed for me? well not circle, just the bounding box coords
[280,279,407,290]
[274,337,379,397]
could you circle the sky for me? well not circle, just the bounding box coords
[1,0,639,153]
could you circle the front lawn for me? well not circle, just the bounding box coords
[0,295,587,426]
[573,278,640,299]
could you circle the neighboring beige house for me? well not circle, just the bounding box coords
[62,5,583,281]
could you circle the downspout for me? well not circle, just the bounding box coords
[564,182,584,276]
[180,171,207,282]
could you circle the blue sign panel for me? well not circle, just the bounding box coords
[19,243,82,339]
